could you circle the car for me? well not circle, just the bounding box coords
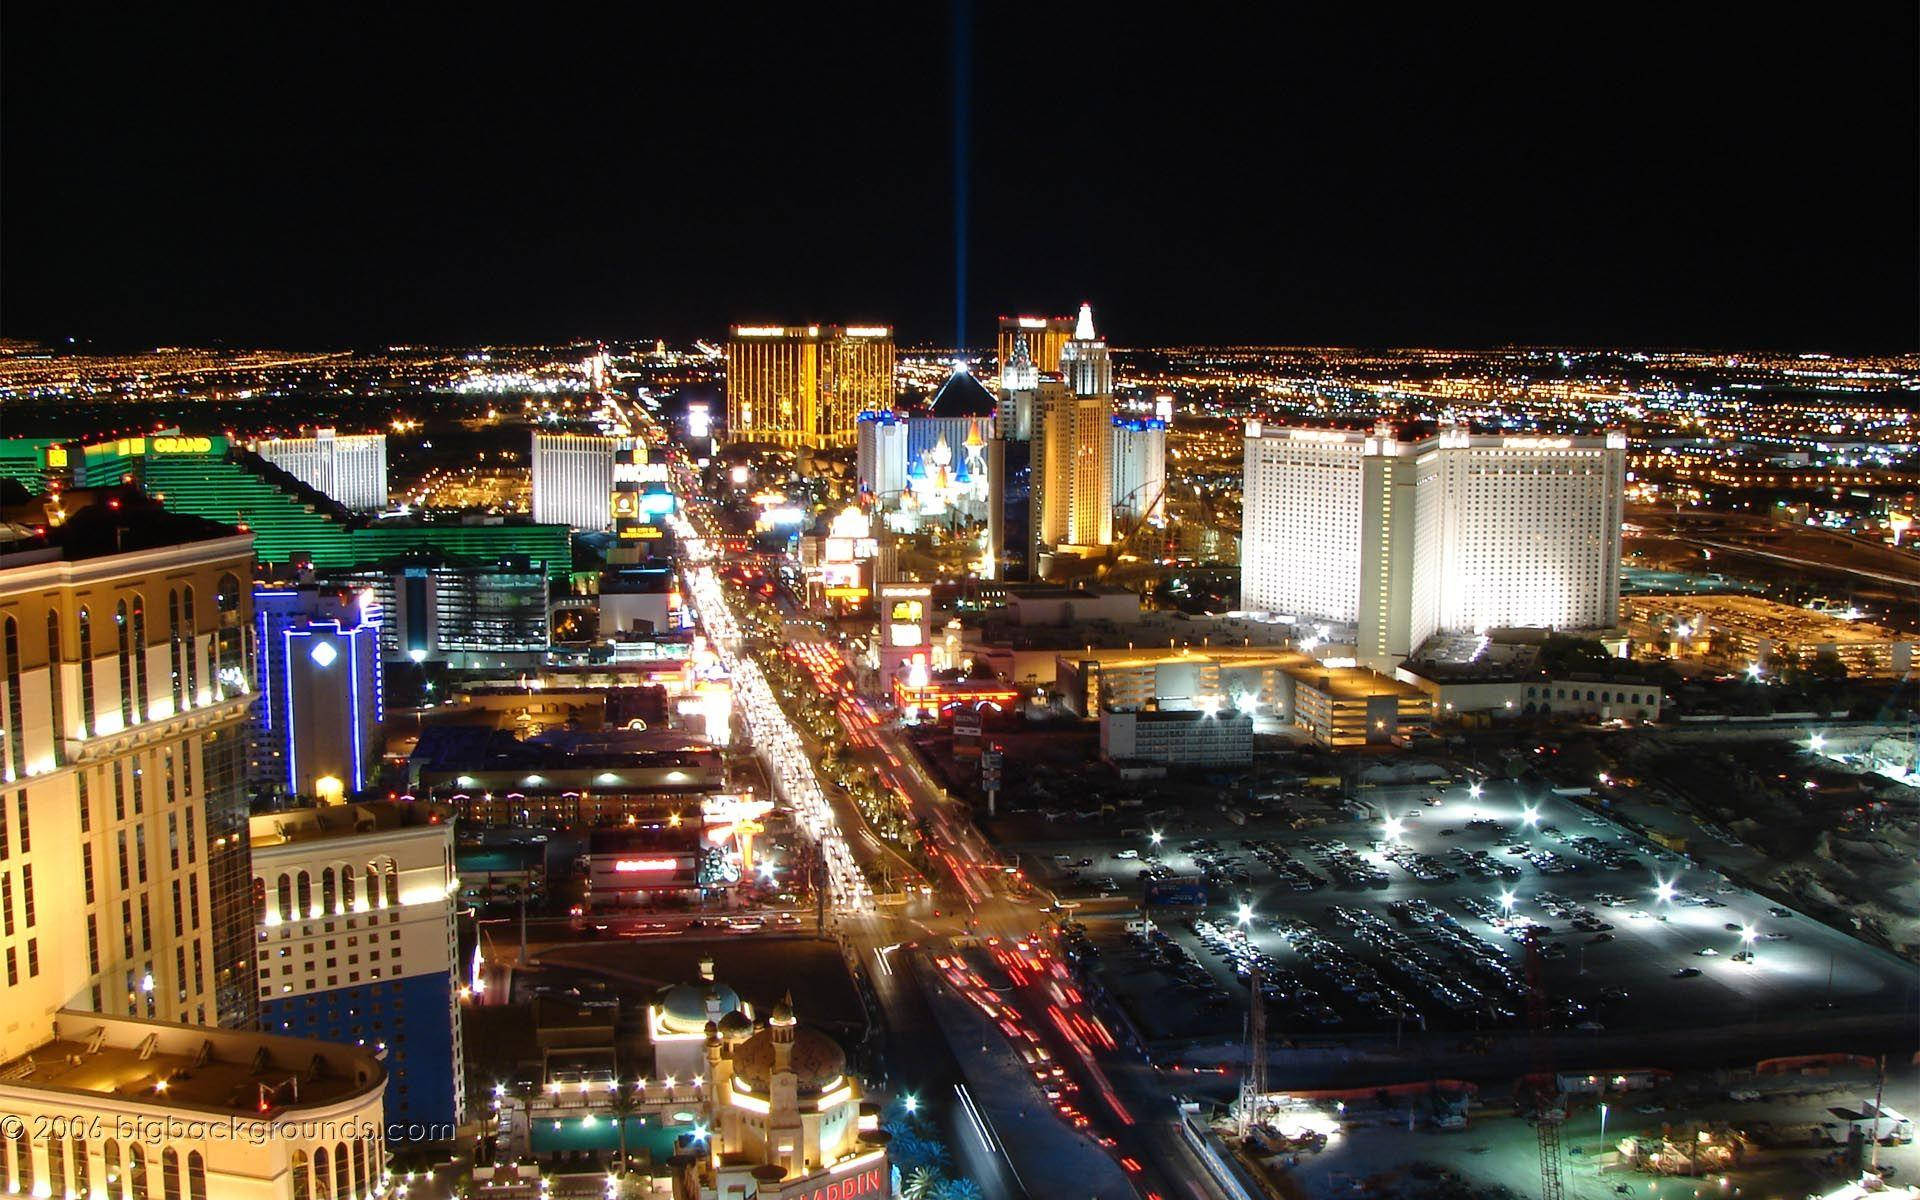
[1724,923,1744,932]
[1439,828,1457,837]
[1116,849,1139,860]
[1673,967,1702,978]
[1587,933,1613,944]
[1768,906,1792,919]
[1695,947,1718,957]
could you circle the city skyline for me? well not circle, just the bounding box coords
[3,8,1915,353]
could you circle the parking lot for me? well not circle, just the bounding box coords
[1009,779,1916,1044]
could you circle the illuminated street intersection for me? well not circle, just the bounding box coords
[673,514,872,912]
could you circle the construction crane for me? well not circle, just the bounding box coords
[1239,964,1268,1136]
[1523,930,1565,1200]
[1096,477,1170,581]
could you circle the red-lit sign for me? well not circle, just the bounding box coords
[612,857,678,873]
[788,1165,886,1200]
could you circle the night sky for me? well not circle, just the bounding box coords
[4,7,1914,352]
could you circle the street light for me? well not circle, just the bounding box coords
[1741,925,1757,964]
[1600,1102,1609,1143]
[1498,890,1516,919]
[1149,829,1163,847]
[903,1094,919,1115]
[1521,806,1540,828]
[1654,880,1676,905]
[1236,901,1254,926]
[1383,816,1404,842]
[1468,783,1483,801]
[1809,732,1826,753]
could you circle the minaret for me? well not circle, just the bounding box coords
[767,992,802,1176]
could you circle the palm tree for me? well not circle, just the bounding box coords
[934,1179,982,1200]
[607,1083,640,1175]
[901,1166,942,1200]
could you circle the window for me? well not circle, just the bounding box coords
[83,845,95,903]
[277,875,293,922]
[186,1151,206,1200]
[321,868,336,915]
[6,947,16,985]
[116,601,134,726]
[1,617,22,781]
[162,1147,182,1200]
[181,588,198,707]
[130,596,150,723]
[135,826,148,884]
[117,831,130,890]
[139,895,151,952]
[87,914,99,973]
[168,591,185,713]
[21,864,33,927]
[168,813,179,870]
[1,871,12,935]
[78,607,95,738]
[129,1142,150,1200]
[77,770,90,832]
[172,880,184,936]
[27,939,38,978]
[297,871,311,918]
[45,612,65,767]
[15,794,26,854]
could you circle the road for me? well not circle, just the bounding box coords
[653,434,1222,1200]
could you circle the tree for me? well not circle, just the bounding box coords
[934,1179,983,1200]
[901,1167,943,1200]
[607,1083,639,1174]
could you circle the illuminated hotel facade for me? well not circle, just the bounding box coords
[725,325,895,449]
[530,432,618,531]
[252,584,384,801]
[0,491,261,1040]
[1241,422,1627,668]
[996,313,1075,375]
[252,429,389,511]
[250,801,463,1132]
[1031,304,1114,554]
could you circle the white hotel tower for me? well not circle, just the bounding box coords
[1240,421,1626,669]
[253,429,389,511]
[530,432,618,532]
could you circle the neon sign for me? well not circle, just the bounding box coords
[612,857,678,873]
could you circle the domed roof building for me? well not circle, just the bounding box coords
[706,994,887,1198]
[650,956,754,1081]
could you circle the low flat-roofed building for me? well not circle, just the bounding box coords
[1100,705,1254,766]
[1281,666,1432,748]
[1624,594,1914,679]
[0,1009,387,1200]
[1055,645,1319,716]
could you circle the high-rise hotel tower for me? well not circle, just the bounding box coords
[1031,303,1114,553]
[725,324,895,449]
[1240,422,1626,668]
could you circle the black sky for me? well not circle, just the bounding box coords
[4,7,1915,352]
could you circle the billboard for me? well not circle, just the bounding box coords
[1143,877,1210,908]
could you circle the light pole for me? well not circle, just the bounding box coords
[1600,1102,1609,1144]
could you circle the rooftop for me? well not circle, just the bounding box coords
[0,1010,383,1117]
[1626,593,1908,645]
[1285,664,1429,701]
[0,486,245,567]
[249,800,453,850]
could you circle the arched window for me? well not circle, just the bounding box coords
[73,1136,90,1195]
[1586,690,1597,702]
[313,1146,330,1198]
[351,1141,366,1194]
[181,587,198,706]
[78,607,95,738]
[1600,691,1611,703]
[47,1135,65,1196]
[104,1140,121,1195]
[185,1151,205,1200]
[2,616,23,780]
[162,1146,182,1200]
[11,1123,32,1192]
[168,591,185,711]
[1525,686,1536,698]
[213,574,242,699]
[321,868,336,915]
[45,611,66,767]
[334,1141,350,1200]
[116,601,135,726]
[252,877,267,924]
[296,871,312,918]
[384,861,399,907]
[290,1149,309,1200]
[365,866,379,907]
[277,875,294,923]
[130,595,151,722]
[341,867,356,910]
[128,1141,149,1200]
